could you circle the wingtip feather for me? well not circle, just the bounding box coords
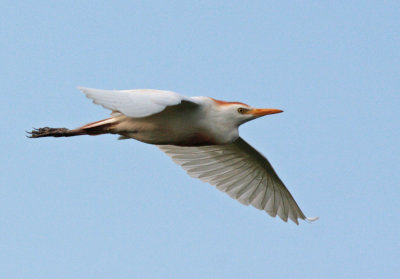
[77,86,87,92]
[305,216,319,223]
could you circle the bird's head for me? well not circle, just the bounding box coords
[211,98,283,126]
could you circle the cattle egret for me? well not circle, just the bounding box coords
[28,87,317,224]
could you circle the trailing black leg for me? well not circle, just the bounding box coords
[27,127,85,138]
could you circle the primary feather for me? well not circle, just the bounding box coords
[159,137,317,224]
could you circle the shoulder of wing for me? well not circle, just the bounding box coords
[78,87,200,118]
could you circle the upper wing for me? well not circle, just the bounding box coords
[78,87,199,118]
[158,137,317,224]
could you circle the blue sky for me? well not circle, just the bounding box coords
[1,1,399,278]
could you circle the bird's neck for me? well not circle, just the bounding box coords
[195,97,240,144]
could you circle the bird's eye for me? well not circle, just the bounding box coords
[237,108,248,114]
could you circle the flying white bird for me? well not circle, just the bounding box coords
[29,87,317,224]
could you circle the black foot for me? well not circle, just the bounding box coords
[27,127,70,138]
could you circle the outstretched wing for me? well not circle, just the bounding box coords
[78,87,199,118]
[158,137,317,224]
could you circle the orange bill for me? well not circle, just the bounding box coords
[249,108,283,116]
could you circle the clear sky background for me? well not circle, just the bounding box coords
[1,1,399,278]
